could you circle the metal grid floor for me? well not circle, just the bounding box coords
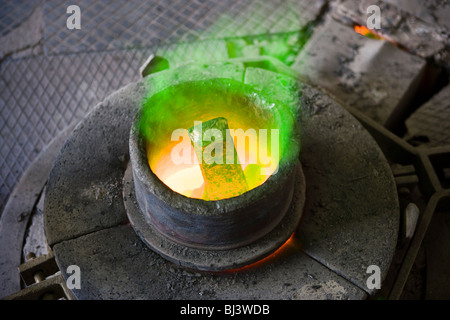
[0,49,151,212]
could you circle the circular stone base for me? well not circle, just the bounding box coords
[123,161,306,271]
[44,78,399,300]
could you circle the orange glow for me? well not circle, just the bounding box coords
[163,165,205,198]
[188,118,249,200]
[149,129,276,200]
[222,233,298,273]
[354,25,382,40]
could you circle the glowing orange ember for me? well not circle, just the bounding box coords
[354,25,382,40]
[223,233,298,273]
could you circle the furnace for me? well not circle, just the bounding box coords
[1,0,450,301]
[35,58,399,299]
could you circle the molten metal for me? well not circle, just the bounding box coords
[188,117,248,200]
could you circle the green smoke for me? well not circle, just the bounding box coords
[138,62,300,170]
[136,2,311,197]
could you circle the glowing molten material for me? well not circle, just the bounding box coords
[223,232,298,273]
[141,79,294,202]
[188,117,248,200]
[149,123,276,201]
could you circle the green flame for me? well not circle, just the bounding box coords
[139,63,300,172]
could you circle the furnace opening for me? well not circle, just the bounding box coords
[138,78,297,201]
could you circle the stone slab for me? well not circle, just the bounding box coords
[44,81,147,246]
[53,224,367,300]
[292,17,426,125]
[383,0,450,37]
[296,83,400,294]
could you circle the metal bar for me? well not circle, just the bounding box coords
[346,106,417,164]
[19,251,59,287]
[3,273,77,300]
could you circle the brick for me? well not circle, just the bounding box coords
[292,18,426,124]
[333,0,446,59]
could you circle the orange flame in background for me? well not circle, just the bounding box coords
[354,25,382,40]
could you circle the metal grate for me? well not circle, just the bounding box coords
[0,0,41,37]
[42,0,324,54]
[0,49,151,213]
